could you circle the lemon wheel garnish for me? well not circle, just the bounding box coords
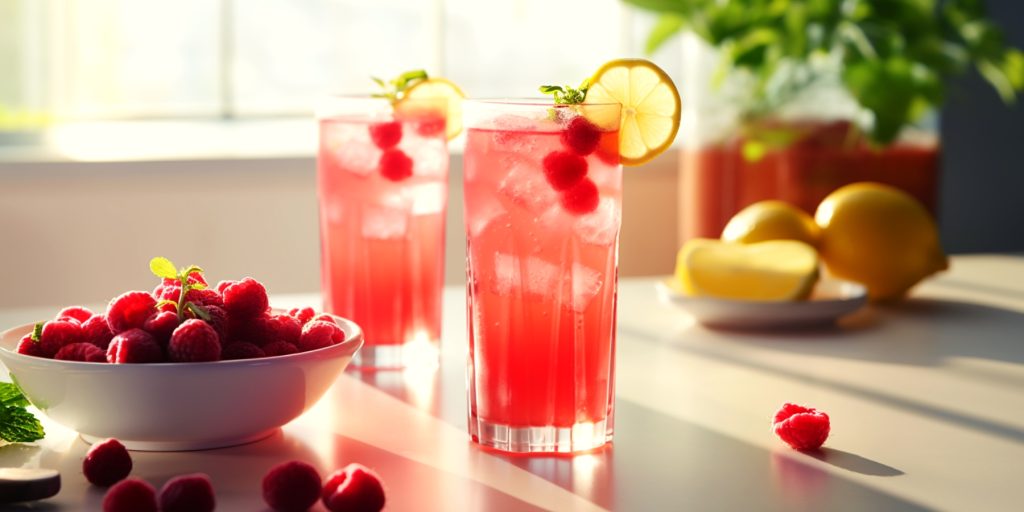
[586,59,681,166]
[399,78,465,140]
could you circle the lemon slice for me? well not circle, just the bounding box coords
[585,59,681,166]
[675,239,819,301]
[398,78,465,140]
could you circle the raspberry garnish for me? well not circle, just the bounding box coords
[772,403,830,451]
[142,311,180,348]
[82,314,115,349]
[321,463,385,512]
[262,460,322,512]
[287,307,316,325]
[107,329,163,364]
[561,116,601,155]
[39,319,83,357]
[542,151,588,191]
[368,120,403,150]
[262,341,299,357]
[103,478,158,512]
[267,314,302,345]
[560,177,600,215]
[299,320,345,352]
[221,277,269,319]
[57,306,94,323]
[168,319,221,362]
[379,148,413,181]
[221,342,265,360]
[55,342,107,362]
[106,291,157,334]
[83,438,132,487]
[16,334,46,357]
[158,473,216,512]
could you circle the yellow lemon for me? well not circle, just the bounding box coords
[585,58,681,166]
[674,239,819,301]
[721,200,822,246]
[398,78,466,140]
[815,182,948,302]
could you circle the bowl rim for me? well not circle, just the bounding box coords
[0,313,363,369]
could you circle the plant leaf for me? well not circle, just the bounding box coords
[0,382,29,408]
[186,302,212,322]
[31,323,43,342]
[646,14,686,54]
[149,257,178,280]
[180,265,205,281]
[0,406,45,443]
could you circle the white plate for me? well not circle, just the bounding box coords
[655,277,868,329]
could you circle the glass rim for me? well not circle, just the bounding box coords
[463,97,621,107]
[316,94,446,119]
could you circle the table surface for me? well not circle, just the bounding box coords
[1,254,1023,511]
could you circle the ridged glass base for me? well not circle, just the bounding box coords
[350,339,439,370]
[469,417,612,454]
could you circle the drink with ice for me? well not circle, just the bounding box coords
[317,97,448,369]
[463,101,622,453]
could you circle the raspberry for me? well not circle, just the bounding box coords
[309,313,337,325]
[379,148,413,181]
[142,311,180,347]
[267,314,302,344]
[57,306,94,323]
[83,438,132,487]
[103,478,158,512]
[262,460,322,512]
[214,280,236,294]
[168,319,221,362]
[82,314,115,349]
[287,307,315,325]
[222,277,269,318]
[561,116,601,155]
[542,151,588,191]
[162,273,207,287]
[16,334,46,357]
[416,113,446,137]
[299,321,345,352]
[203,305,229,341]
[226,312,274,346]
[106,291,157,334]
[39,319,82,357]
[158,473,216,512]
[560,177,600,215]
[222,342,265,360]
[368,120,403,150]
[55,342,107,362]
[262,341,299,357]
[156,285,223,310]
[321,464,385,512]
[773,403,830,451]
[107,329,163,364]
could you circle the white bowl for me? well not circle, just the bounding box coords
[0,315,362,451]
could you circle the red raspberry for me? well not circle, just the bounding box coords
[416,113,446,137]
[214,280,236,294]
[203,305,229,341]
[379,148,413,181]
[83,438,132,487]
[267,314,302,344]
[226,313,274,346]
[156,285,223,310]
[299,321,345,352]
[368,120,403,150]
[773,403,830,451]
[162,273,207,287]
[16,334,46,357]
[57,306,94,323]
[310,313,337,325]
[158,473,216,512]
[82,314,115,349]
[321,463,385,512]
[103,478,158,512]
[542,151,588,191]
[107,329,163,364]
[262,460,322,512]
[560,177,600,215]
[168,319,221,362]
[222,277,269,318]
[143,311,180,347]
[106,291,157,334]
[262,341,299,357]
[55,342,107,362]
[287,307,315,325]
[561,116,601,155]
[222,342,265,360]
[38,319,83,357]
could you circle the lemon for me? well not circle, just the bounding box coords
[815,182,948,302]
[398,78,466,140]
[674,239,820,301]
[721,200,822,246]
[585,58,681,166]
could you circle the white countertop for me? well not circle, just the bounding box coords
[1,254,1022,511]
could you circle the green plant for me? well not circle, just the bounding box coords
[625,0,1024,143]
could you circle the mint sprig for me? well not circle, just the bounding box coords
[372,69,429,104]
[539,80,591,105]
[149,257,208,321]
[0,382,44,443]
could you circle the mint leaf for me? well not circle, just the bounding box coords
[150,257,178,280]
[190,283,207,291]
[0,406,45,443]
[539,81,589,105]
[186,302,212,322]
[180,265,205,281]
[0,382,29,408]
[155,299,178,310]
[372,69,431,104]
[31,323,43,342]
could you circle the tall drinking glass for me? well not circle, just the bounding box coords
[462,100,622,453]
[317,96,449,369]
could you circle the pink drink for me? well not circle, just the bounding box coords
[317,97,448,369]
[463,101,622,453]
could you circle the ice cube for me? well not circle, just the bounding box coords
[406,182,447,216]
[492,253,518,296]
[361,205,409,239]
[405,136,448,178]
[524,257,559,296]
[330,142,380,177]
[466,191,508,237]
[497,156,558,213]
[573,197,621,246]
[489,254,559,297]
[569,263,604,313]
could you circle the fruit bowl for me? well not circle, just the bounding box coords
[0,315,362,451]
